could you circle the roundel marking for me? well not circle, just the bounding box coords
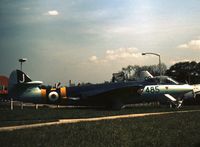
[48,91,59,102]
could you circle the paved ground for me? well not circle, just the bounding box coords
[0,109,200,132]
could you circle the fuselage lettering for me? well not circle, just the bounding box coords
[145,86,160,94]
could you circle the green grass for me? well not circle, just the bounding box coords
[1,104,199,121]
[0,105,200,147]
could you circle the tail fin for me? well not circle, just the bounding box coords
[8,70,33,92]
[139,71,153,81]
[9,70,43,88]
[9,70,31,86]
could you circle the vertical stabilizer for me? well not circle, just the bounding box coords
[8,70,32,93]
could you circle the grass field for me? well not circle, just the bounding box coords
[0,104,200,147]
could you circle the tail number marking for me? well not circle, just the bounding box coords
[19,74,25,83]
[145,86,160,94]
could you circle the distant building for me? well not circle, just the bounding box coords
[0,76,8,95]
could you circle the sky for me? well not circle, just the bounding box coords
[1,0,200,85]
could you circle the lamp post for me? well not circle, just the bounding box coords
[19,58,27,71]
[18,58,27,110]
[142,52,161,76]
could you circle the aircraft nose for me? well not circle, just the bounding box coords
[193,84,200,94]
[190,84,200,99]
[184,84,200,100]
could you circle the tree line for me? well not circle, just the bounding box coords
[112,61,200,84]
[166,61,200,84]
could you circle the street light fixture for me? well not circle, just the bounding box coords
[19,58,27,71]
[142,52,162,76]
[18,58,27,110]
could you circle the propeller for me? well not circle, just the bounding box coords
[55,82,61,88]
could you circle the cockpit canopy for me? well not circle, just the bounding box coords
[145,76,179,85]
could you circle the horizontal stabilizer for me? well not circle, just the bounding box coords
[20,81,43,86]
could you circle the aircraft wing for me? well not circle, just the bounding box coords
[81,84,142,98]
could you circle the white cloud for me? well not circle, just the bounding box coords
[106,26,135,34]
[89,56,98,62]
[89,48,141,63]
[106,48,140,60]
[47,10,59,16]
[178,39,200,50]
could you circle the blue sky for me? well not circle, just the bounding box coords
[1,0,200,84]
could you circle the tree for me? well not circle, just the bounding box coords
[112,63,167,82]
[166,61,200,84]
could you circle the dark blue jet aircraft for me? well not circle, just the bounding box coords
[8,70,198,109]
